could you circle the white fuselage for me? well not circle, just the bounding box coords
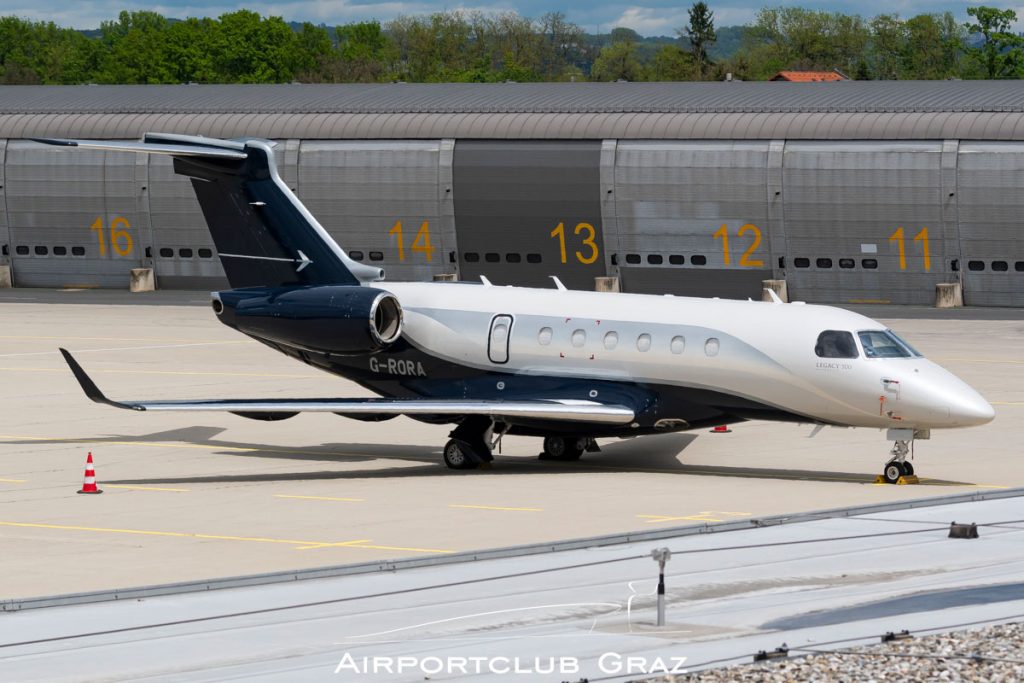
[379,282,994,431]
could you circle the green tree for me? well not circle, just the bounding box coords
[740,7,869,79]
[294,22,333,81]
[651,44,695,80]
[213,10,299,82]
[164,18,220,83]
[964,6,1024,79]
[334,21,392,82]
[905,13,963,79]
[95,11,173,83]
[683,1,717,79]
[590,29,646,81]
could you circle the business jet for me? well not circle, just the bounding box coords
[41,134,994,484]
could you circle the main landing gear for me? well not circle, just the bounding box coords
[443,416,505,470]
[879,428,925,484]
[539,436,599,461]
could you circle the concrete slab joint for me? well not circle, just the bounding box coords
[935,282,963,308]
[0,264,11,288]
[762,279,788,303]
[129,267,155,293]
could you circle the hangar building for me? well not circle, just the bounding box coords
[0,82,1022,306]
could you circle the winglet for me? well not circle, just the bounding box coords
[58,348,140,411]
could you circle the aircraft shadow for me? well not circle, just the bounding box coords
[3,428,973,487]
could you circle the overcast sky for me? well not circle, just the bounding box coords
[0,1,1007,36]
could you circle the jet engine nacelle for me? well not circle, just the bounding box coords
[213,285,403,355]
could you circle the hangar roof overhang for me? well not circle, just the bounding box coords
[3,82,1024,140]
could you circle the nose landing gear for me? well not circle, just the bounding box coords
[878,428,925,484]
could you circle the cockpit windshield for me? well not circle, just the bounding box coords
[815,330,859,358]
[858,329,922,359]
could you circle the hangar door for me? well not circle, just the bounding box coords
[957,143,1024,307]
[5,141,145,288]
[611,141,773,299]
[453,141,605,290]
[782,141,953,305]
[298,141,455,283]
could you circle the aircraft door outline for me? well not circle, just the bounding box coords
[488,314,513,364]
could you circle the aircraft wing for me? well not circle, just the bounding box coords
[59,349,635,425]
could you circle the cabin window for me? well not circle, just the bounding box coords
[647,254,663,265]
[691,255,707,266]
[968,260,985,271]
[159,247,173,258]
[636,333,652,352]
[464,252,479,262]
[526,253,542,264]
[858,330,919,359]
[179,248,193,258]
[35,246,48,256]
[15,246,28,255]
[704,338,720,357]
[53,246,67,256]
[485,253,500,263]
[198,248,213,258]
[816,258,833,269]
[538,327,552,345]
[349,251,364,261]
[369,251,384,261]
[571,329,586,348]
[992,261,1008,272]
[604,331,619,350]
[794,258,810,268]
[839,258,855,269]
[815,330,858,359]
[506,253,521,263]
[1016,261,1024,272]
[71,246,85,256]
[669,254,685,265]
[670,336,685,354]
[625,254,641,264]
[861,258,878,269]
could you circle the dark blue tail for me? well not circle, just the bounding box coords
[36,133,382,289]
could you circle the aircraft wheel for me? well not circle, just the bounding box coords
[443,439,479,470]
[542,436,585,461]
[903,461,915,476]
[883,461,905,484]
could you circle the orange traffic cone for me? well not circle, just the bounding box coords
[710,425,732,434]
[78,451,103,494]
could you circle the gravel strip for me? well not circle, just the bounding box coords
[635,622,1024,682]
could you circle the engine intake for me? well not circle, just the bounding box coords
[214,285,403,355]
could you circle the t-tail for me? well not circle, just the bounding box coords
[34,133,382,289]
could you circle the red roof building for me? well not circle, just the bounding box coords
[770,70,847,82]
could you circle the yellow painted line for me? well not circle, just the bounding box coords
[0,478,27,484]
[638,511,752,524]
[104,484,190,492]
[275,494,365,502]
[449,504,544,512]
[0,366,318,379]
[0,521,450,554]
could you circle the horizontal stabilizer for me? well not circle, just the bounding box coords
[59,349,635,425]
[32,138,248,159]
